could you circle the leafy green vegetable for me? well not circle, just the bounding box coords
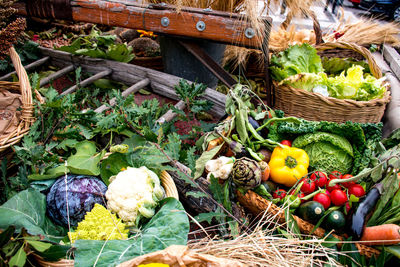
[279,73,323,91]
[267,118,382,174]
[0,189,67,242]
[293,132,354,173]
[322,57,370,76]
[322,65,386,101]
[270,43,323,81]
[57,28,134,63]
[67,141,105,176]
[74,198,189,267]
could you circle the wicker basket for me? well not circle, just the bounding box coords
[272,41,391,124]
[237,190,380,258]
[0,46,43,153]
[32,170,179,267]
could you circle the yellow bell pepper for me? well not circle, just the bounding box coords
[269,145,309,187]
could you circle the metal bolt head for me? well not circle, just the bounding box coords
[161,17,170,27]
[244,27,255,39]
[196,21,206,32]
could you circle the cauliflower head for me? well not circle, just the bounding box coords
[105,166,165,226]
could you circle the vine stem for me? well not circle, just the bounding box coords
[121,110,248,230]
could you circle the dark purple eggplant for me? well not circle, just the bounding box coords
[248,116,268,138]
[350,183,383,239]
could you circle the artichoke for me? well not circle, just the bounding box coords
[232,157,262,189]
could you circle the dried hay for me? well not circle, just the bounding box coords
[324,14,400,47]
[188,205,345,267]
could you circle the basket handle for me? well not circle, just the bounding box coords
[280,9,323,45]
[314,41,382,79]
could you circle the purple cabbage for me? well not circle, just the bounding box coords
[46,174,107,227]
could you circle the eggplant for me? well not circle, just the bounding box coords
[248,116,268,138]
[350,183,383,239]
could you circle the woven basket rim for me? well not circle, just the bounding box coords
[273,80,391,108]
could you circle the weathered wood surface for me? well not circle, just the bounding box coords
[15,0,271,49]
[0,56,51,81]
[61,69,112,95]
[39,47,227,118]
[39,65,74,87]
[383,45,400,82]
[95,78,151,113]
[156,100,186,124]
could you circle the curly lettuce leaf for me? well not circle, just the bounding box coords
[270,44,323,81]
[279,73,323,91]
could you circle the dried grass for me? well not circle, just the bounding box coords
[188,206,344,267]
[324,14,400,47]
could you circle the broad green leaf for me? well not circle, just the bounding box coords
[67,141,105,176]
[385,246,400,259]
[194,144,224,179]
[100,153,129,185]
[35,244,72,262]
[29,179,56,192]
[0,189,66,242]
[26,240,52,252]
[194,212,226,224]
[28,165,68,180]
[8,245,27,267]
[74,198,189,267]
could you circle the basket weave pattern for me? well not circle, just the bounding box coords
[272,42,391,123]
[0,47,43,152]
[237,190,380,258]
[33,170,178,267]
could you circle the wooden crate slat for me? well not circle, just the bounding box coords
[95,78,151,113]
[61,69,112,95]
[39,65,74,87]
[156,100,186,124]
[0,56,50,81]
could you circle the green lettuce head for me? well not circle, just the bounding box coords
[293,131,354,174]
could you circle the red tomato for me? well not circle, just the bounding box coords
[330,189,348,206]
[348,184,366,198]
[280,140,292,147]
[300,178,316,194]
[327,179,342,192]
[310,171,328,188]
[273,189,287,200]
[313,193,331,210]
[328,171,343,180]
[341,174,356,188]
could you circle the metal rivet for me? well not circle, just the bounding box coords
[196,21,206,32]
[203,7,212,12]
[161,17,170,27]
[245,28,255,39]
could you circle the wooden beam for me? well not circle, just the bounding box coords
[156,100,186,124]
[39,65,74,87]
[61,69,112,95]
[15,1,271,49]
[0,56,50,81]
[95,78,150,113]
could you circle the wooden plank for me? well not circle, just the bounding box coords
[39,65,74,87]
[156,100,186,124]
[0,56,50,81]
[61,69,112,95]
[383,44,400,81]
[95,78,150,113]
[15,1,269,48]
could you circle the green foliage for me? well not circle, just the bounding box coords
[0,41,40,75]
[270,43,323,81]
[57,28,135,62]
[174,79,213,118]
[73,198,189,267]
[293,132,354,174]
[0,189,67,242]
[267,118,382,175]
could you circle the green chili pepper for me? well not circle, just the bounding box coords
[246,147,263,162]
[246,119,264,142]
[282,195,301,209]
